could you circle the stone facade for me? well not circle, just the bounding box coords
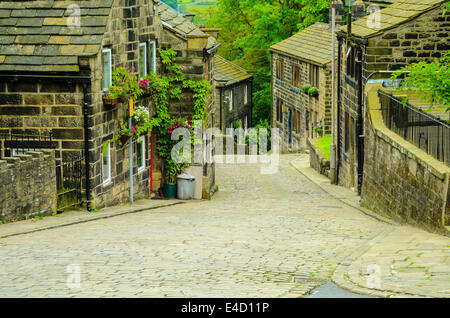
[337,3,450,192]
[0,150,56,222]
[216,81,252,131]
[361,84,449,230]
[271,52,333,152]
[0,0,217,210]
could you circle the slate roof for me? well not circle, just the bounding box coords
[269,22,338,67]
[0,0,113,73]
[340,0,446,38]
[214,55,252,87]
[157,1,216,49]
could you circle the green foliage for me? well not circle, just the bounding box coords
[245,118,271,151]
[315,134,331,160]
[111,66,144,101]
[196,0,334,124]
[301,84,312,93]
[390,51,450,112]
[308,86,319,97]
[147,48,210,183]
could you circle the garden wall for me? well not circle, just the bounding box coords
[361,84,450,230]
[307,137,330,178]
[0,149,57,223]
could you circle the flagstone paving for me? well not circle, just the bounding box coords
[0,155,447,297]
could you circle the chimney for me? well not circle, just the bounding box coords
[330,0,345,27]
[351,0,366,22]
[199,28,221,40]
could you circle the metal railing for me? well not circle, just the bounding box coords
[0,131,54,159]
[378,90,450,165]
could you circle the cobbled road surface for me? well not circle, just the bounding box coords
[0,155,390,297]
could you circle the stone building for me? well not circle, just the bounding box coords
[335,0,449,193]
[0,0,218,210]
[213,55,253,132]
[270,17,339,152]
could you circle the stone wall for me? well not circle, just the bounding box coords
[0,79,85,161]
[337,4,450,191]
[361,84,450,230]
[0,150,56,222]
[271,51,333,152]
[307,138,330,177]
[218,80,252,130]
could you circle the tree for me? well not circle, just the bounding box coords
[193,0,335,125]
[390,51,450,112]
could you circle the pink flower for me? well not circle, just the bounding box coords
[131,125,136,134]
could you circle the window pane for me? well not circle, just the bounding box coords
[137,137,145,170]
[140,43,147,78]
[102,50,111,90]
[102,143,110,183]
[149,41,156,73]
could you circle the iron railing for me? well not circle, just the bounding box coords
[0,131,54,159]
[56,154,84,211]
[378,90,450,165]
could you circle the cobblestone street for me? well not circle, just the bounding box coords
[0,155,411,297]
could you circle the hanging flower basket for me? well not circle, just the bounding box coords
[308,87,319,98]
[102,96,119,106]
[139,78,151,95]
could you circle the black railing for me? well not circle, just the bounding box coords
[56,154,84,211]
[0,131,54,159]
[379,90,450,165]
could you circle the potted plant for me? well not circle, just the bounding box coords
[308,86,319,97]
[302,84,312,94]
[139,78,151,94]
[102,87,121,106]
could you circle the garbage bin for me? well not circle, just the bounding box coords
[177,173,195,200]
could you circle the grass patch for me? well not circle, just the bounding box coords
[314,134,331,160]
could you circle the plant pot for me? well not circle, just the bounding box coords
[164,182,177,199]
[103,96,119,106]
[141,87,151,95]
[120,134,130,145]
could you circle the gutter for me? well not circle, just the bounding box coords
[203,42,221,56]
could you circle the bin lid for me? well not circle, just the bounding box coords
[177,173,195,181]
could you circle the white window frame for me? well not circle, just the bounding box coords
[137,136,146,172]
[244,84,248,105]
[139,42,147,78]
[229,89,233,111]
[244,115,248,131]
[102,48,112,91]
[149,40,156,73]
[102,143,111,185]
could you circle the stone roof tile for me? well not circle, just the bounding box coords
[214,55,252,87]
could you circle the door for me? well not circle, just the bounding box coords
[288,109,292,145]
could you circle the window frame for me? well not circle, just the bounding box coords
[309,64,319,87]
[244,84,248,105]
[137,136,146,172]
[276,59,284,81]
[139,42,147,79]
[229,89,233,111]
[292,65,301,88]
[102,48,112,91]
[149,40,156,74]
[102,142,111,185]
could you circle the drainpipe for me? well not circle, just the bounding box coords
[356,48,364,195]
[330,2,337,184]
[336,35,343,184]
[82,82,92,212]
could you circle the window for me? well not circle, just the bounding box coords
[137,136,145,172]
[346,46,361,80]
[102,48,112,91]
[139,42,147,78]
[294,110,300,133]
[276,98,284,122]
[292,65,300,88]
[344,112,350,153]
[276,59,284,80]
[244,84,248,105]
[229,89,233,111]
[244,115,248,130]
[149,41,156,73]
[309,64,319,87]
[102,142,111,185]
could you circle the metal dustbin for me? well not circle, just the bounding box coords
[177,173,195,200]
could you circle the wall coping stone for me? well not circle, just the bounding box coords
[366,83,450,181]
